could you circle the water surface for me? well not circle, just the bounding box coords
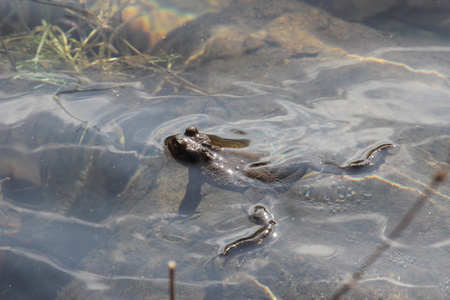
[0,1,449,299]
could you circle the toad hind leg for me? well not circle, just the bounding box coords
[221,188,277,256]
[222,216,276,255]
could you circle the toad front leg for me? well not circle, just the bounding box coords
[178,167,204,215]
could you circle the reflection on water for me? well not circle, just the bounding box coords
[1,1,450,299]
[1,74,448,299]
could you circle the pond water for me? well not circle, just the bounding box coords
[0,1,449,299]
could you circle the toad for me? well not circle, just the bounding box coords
[166,127,394,255]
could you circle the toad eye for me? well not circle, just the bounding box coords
[185,127,199,136]
[169,138,179,149]
[167,137,187,159]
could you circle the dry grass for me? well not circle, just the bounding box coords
[0,0,183,86]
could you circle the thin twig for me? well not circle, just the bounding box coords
[0,35,17,72]
[166,72,208,96]
[164,76,208,96]
[53,84,130,133]
[168,260,176,300]
[118,37,207,95]
[30,0,89,17]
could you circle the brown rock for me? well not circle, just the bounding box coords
[263,14,324,57]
